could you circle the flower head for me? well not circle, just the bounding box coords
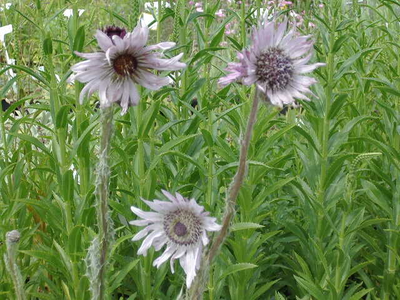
[130,190,221,288]
[219,19,325,107]
[71,24,186,114]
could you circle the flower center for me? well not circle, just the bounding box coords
[174,222,187,237]
[255,47,294,91]
[164,209,202,246]
[113,54,138,76]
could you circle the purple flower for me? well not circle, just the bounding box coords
[130,190,221,288]
[71,24,186,114]
[219,19,325,107]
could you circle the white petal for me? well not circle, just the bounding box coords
[145,42,176,51]
[128,81,140,106]
[132,227,150,241]
[162,190,179,204]
[95,30,113,51]
[130,206,163,222]
[137,230,163,256]
[153,246,175,268]
[129,219,152,226]
[135,70,170,90]
[274,19,287,46]
[295,63,326,74]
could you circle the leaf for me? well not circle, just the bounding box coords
[73,25,86,52]
[231,222,264,232]
[294,275,326,299]
[43,37,53,55]
[189,47,224,65]
[349,288,374,300]
[108,259,140,292]
[218,263,258,281]
[138,100,161,138]
[250,279,280,300]
[334,48,379,80]
[201,129,214,147]
[10,133,53,160]
[56,105,70,129]
[9,65,50,87]
[62,170,74,203]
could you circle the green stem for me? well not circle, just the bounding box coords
[96,107,114,300]
[189,90,260,299]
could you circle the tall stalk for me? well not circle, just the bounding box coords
[189,90,260,299]
[87,107,114,300]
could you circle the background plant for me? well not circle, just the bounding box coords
[0,0,399,299]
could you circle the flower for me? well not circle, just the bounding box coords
[215,9,226,18]
[219,19,325,107]
[130,190,221,288]
[71,24,186,114]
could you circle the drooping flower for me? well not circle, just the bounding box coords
[130,190,221,288]
[71,23,186,114]
[219,19,325,107]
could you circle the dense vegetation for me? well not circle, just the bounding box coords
[0,0,399,299]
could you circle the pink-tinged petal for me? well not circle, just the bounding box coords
[129,24,149,48]
[129,219,152,226]
[137,230,163,256]
[242,74,257,85]
[175,192,186,203]
[135,70,170,90]
[130,206,163,222]
[128,80,140,106]
[132,227,151,241]
[292,52,313,67]
[279,28,295,48]
[95,30,113,51]
[161,190,179,204]
[153,246,175,268]
[152,237,167,251]
[74,51,105,60]
[142,53,186,71]
[201,231,209,245]
[296,63,326,74]
[112,35,126,51]
[274,19,287,46]
[289,43,314,59]
[145,42,176,51]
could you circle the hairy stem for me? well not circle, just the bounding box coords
[88,107,114,300]
[189,90,260,299]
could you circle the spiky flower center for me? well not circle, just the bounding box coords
[256,47,294,91]
[113,54,138,76]
[164,209,202,246]
[104,26,127,39]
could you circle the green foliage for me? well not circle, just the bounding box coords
[1,0,399,299]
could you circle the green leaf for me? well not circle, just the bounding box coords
[108,259,140,293]
[43,37,53,55]
[201,129,214,147]
[62,170,74,203]
[56,105,70,129]
[73,25,86,52]
[294,275,326,299]
[139,100,161,138]
[231,222,264,231]
[218,263,258,281]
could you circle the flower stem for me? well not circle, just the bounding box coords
[88,106,114,300]
[4,230,26,300]
[189,90,260,299]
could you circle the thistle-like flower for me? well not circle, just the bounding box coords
[219,19,325,107]
[130,190,221,288]
[71,24,186,114]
